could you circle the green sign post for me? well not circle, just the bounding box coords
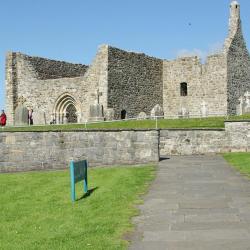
[70,160,88,202]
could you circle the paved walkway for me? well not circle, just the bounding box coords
[129,156,250,250]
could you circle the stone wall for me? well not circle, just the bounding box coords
[0,130,159,172]
[163,54,227,118]
[160,129,227,156]
[226,6,250,115]
[2,121,250,172]
[5,45,109,125]
[160,121,250,155]
[107,47,163,119]
[24,55,88,80]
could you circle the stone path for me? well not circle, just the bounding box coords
[129,156,250,250]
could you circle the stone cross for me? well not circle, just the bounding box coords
[238,96,244,115]
[244,91,250,107]
[17,96,26,105]
[239,96,244,104]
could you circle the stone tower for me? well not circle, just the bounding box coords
[225,0,242,50]
[4,1,250,125]
[225,0,250,115]
[229,1,240,34]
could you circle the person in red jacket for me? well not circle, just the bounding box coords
[0,110,7,127]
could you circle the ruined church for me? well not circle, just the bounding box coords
[5,1,250,125]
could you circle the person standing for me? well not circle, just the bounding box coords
[28,109,33,125]
[0,110,7,127]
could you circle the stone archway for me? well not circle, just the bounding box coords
[66,104,77,123]
[53,93,79,124]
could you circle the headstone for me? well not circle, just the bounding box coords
[237,96,244,115]
[104,108,115,121]
[151,104,164,119]
[89,104,104,121]
[31,110,47,125]
[14,105,29,126]
[137,112,147,120]
[244,92,250,114]
[178,107,189,118]
[201,101,208,118]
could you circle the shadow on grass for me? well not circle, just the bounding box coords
[77,187,99,201]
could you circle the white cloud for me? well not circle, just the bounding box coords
[207,41,224,55]
[176,41,224,62]
[177,48,206,60]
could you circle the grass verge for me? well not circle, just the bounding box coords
[223,152,250,177]
[2,115,250,132]
[0,165,155,250]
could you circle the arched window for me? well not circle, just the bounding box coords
[121,110,127,120]
[180,82,188,96]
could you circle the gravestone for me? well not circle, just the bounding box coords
[138,112,147,120]
[151,104,164,119]
[237,96,244,115]
[14,105,29,126]
[244,92,250,114]
[89,104,104,121]
[201,101,208,118]
[178,107,189,118]
[104,108,115,121]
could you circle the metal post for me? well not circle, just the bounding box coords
[84,162,88,193]
[70,161,76,202]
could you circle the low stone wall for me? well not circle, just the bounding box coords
[160,129,228,155]
[1,121,250,172]
[160,121,250,155]
[0,130,159,172]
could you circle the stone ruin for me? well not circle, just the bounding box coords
[4,1,250,125]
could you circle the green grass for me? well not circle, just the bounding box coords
[223,153,250,176]
[0,166,155,250]
[2,114,250,132]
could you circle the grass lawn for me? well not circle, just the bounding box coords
[223,153,250,176]
[2,114,250,132]
[0,165,155,250]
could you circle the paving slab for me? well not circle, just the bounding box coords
[129,155,250,250]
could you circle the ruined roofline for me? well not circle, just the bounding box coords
[6,51,88,67]
[6,51,89,80]
[163,52,224,65]
[105,44,163,61]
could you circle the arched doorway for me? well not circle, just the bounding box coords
[66,104,77,123]
[53,94,79,124]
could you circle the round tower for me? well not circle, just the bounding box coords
[229,0,241,37]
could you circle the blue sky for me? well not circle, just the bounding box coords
[1,0,250,109]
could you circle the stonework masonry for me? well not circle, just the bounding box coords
[163,54,227,117]
[5,45,109,125]
[107,47,163,118]
[226,14,250,115]
[160,121,250,156]
[0,130,159,172]
[1,121,250,172]
[4,1,250,125]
